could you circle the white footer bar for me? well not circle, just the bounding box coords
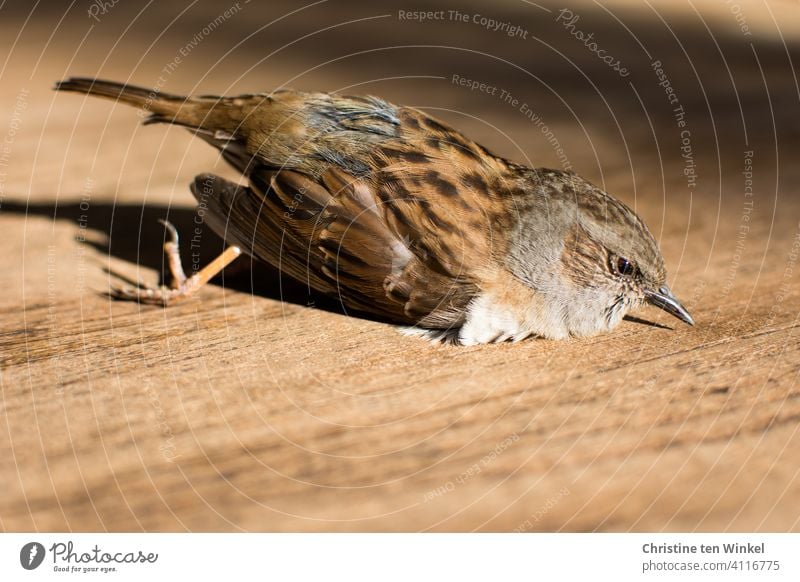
[1,533,796,581]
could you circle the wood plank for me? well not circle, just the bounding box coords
[1,0,799,532]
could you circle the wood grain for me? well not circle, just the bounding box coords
[1,0,799,532]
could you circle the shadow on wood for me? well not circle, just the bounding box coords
[2,198,318,306]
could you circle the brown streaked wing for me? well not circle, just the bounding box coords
[193,166,478,327]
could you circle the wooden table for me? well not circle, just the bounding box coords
[1,0,798,531]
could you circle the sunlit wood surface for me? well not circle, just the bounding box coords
[1,0,798,531]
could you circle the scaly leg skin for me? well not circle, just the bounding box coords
[109,219,242,306]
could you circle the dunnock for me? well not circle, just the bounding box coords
[55,78,693,344]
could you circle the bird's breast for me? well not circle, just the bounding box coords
[457,269,571,344]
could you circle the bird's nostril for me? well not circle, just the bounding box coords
[659,285,670,295]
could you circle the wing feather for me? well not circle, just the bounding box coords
[191,165,478,327]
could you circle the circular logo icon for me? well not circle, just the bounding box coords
[20,542,45,570]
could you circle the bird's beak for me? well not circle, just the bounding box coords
[644,286,695,326]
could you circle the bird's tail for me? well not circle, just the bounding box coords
[53,77,237,132]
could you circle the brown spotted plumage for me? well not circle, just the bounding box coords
[55,77,694,344]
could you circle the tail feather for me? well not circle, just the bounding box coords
[54,77,181,112]
[54,77,224,130]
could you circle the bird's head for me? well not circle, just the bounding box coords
[506,169,693,337]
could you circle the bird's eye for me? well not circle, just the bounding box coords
[613,256,635,277]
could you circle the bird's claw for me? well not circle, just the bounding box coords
[106,218,198,306]
[108,275,201,306]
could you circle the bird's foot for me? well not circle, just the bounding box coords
[108,219,241,306]
[109,275,203,306]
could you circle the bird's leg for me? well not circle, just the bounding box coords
[161,219,188,290]
[109,219,242,306]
